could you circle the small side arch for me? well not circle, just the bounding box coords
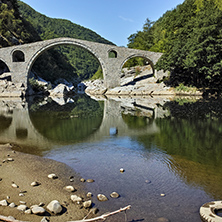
[108,49,118,58]
[12,50,25,62]
[121,54,155,74]
[0,59,10,75]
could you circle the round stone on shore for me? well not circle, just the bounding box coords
[80,178,85,182]
[145,180,151,184]
[47,200,62,214]
[9,202,16,208]
[19,193,25,197]
[48,174,58,179]
[71,195,82,203]
[25,209,32,214]
[32,206,46,215]
[11,183,19,188]
[97,194,108,202]
[7,158,14,162]
[64,185,76,192]
[31,181,41,187]
[17,204,28,212]
[0,200,8,206]
[120,168,125,173]
[83,200,92,209]
[87,192,93,198]
[160,193,166,197]
[110,192,120,198]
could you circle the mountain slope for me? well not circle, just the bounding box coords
[18,1,114,80]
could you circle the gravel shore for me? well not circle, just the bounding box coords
[0,144,89,222]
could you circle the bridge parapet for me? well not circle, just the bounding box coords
[0,38,162,90]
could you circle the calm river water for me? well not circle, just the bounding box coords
[1,95,222,222]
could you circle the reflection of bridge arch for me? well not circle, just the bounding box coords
[0,98,161,152]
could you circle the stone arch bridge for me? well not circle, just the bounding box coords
[0,37,162,88]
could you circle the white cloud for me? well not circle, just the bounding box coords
[119,16,134,23]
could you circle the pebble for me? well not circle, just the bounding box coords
[39,202,45,207]
[25,209,32,214]
[8,216,16,221]
[90,207,99,215]
[9,203,16,208]
[97,194,108,202]
[83,200,92,209]
[20,201,26,204]
[71,195,82,203]
[11,183,19,188]
[17,204,28,211]
[19,193,25,197]
[31,181,41,187]
[120,168,125,173]
[47,200,63,214]
[160,193,166,197]
[7,158,14,162]
[48,174,58,179]
[145,180,151,184]
[87,192,93,198]
[86,179,95,183]
[80,178,85,182]
[0,200,8,206]
[64,185,76,192]
[41,217,50,222]
[32,206,46,215]
[6,196,10,199]
[110,192,120,198]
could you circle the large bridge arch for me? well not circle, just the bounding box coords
[25,39,107,83]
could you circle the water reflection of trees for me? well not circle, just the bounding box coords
[136,98,222,199]
[29,95,104,143]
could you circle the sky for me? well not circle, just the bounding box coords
[20,0,184,46]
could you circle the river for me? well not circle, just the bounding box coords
[1,95,222,221]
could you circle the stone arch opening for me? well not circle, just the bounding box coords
[108,50,117,58]
[121,55,155,78]
[26,40,106,86]
[0,59,10,75]
[12,50,25,62]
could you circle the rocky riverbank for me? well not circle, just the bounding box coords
[0,144,93,222]
[83,66,203,97]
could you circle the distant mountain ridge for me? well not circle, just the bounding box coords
[18,1,113,45]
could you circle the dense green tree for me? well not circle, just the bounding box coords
[128,0,222,89]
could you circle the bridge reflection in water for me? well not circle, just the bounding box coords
[0,95,168,154]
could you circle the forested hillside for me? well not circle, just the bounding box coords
[0,0,79,82]
[128,0,222,90]
[18,1,114,80]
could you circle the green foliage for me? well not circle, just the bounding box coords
[175,83,197,92]
[91,66,103,80]
[128,0,222,90]
[29,77,45,92]
[18,1,113,80]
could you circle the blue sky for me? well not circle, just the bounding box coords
[20,0,184,46]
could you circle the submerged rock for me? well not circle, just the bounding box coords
[97,194,108,202]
